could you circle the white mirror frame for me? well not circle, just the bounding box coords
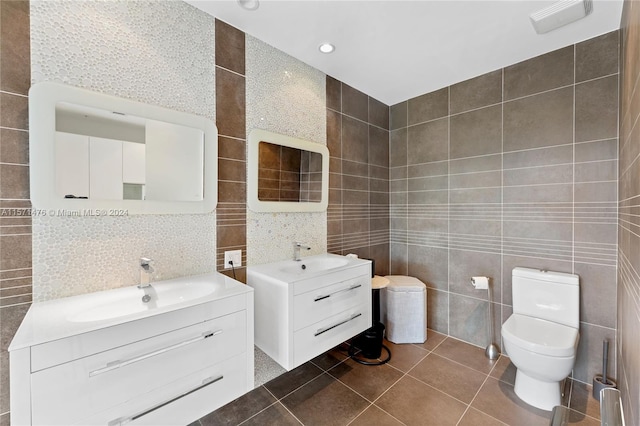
[29,82,217,215]
[248,129,329,213]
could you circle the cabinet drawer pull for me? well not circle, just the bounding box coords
[314,313,362,336]
[313,284,362,302]
[108,375,224,425]
[90,330,223,377]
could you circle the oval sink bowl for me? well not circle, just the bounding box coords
[67,281,216,323]
[279,257,349,275]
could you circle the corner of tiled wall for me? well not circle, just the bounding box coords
[618,1,640,424]
[389,30,620,385]
[215,19,247,283]
[0,1,31,423]
[326,76,390,276]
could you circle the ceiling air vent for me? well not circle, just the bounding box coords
[530,0,593,34]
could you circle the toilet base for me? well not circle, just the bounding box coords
[514,370,562,411]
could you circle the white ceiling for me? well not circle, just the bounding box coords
[187,0,623,106]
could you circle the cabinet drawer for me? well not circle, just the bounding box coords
[31,293,248,371]
[293,275,369,331]
[293,264,370,296]
[75,353,248,426]
[31,310,246,425]
[293,304,369,367]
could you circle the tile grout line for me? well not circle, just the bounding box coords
[455,356,506,426]
[260,386,305,425]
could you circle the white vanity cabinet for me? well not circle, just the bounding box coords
[247,254,371,370]
[9,273,253,426]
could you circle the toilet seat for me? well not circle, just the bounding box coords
[502,314,578,357]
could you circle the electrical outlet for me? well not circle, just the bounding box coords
[224,250,242,268]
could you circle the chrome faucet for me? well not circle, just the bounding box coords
[137,257,153,289]
[293,242,311,261]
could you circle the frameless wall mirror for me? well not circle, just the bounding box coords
[29,82,217,214]
[248,129,329,212]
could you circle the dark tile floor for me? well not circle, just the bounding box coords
[196,330,601,426]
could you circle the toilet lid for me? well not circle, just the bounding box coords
[502,314,579,357]
[384,275,426,292]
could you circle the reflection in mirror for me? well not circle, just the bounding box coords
[258,142,323,203]
[29,82,217,214]
[54,102,204,202]
[248,129,329,213]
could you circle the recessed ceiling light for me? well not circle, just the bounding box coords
[319,43,335,54]
[237,0,259,11]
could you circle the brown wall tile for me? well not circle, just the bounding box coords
[389,32,619,387]
[215,67,245,139]
[326,75,341,112]
[0,0,30,95]
[0,92,28,129]
[450,69,502,114]
[217,224,246,249]
[503,87,573,152]
[619,7,640,417]
[219,158,246,182]
[407,118,448,164]
[390,101,407,130]
[575,139,618,162]
[328,77,389,259]
[218,180,246,204]
[342,83,368,121]
[576,30,619,83]
[342,116,368,163]
[218,136,246,161]
[450,105,502,159]
[369,125,389,167]
[575,75,619,142]
[503,164,572,186]
[504,46,574,100]
[0,22,31,416]
[369,97,389,130]
[0,128,29,165]
[389,128,407,168]
[0,164,29,199]
[408,87,448,125]
[0,234,31,270]
[327,109,342,158]
[215,19,245,74]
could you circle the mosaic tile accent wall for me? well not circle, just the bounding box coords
[618,2,640,423]
[0,1,31,422]
[326,76,390,275]
[390,32,619,384]
[245,36,327,266]
[29,0,218,300]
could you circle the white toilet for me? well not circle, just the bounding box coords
[501,267,580,411]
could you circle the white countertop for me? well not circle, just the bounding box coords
[9,272,252,351]
[248,253,371,283]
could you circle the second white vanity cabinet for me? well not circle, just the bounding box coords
[10,273,253,426]
[248,254,371,370]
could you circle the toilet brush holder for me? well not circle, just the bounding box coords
[593,339,616,401]
[471,276,500,360]
[593,375,616,401]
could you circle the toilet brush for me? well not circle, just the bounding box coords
[593,339,616,400]
[485,281,499,360]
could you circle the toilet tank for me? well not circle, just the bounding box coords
[512,267,579,328]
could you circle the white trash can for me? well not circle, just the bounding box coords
[382,275,427,344]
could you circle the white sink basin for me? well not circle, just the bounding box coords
[249,253,367,283]
[68,281,216,323]
[279,257,350,275]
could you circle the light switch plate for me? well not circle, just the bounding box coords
[224,250,242,268]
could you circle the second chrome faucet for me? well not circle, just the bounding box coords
[293,242,311,261]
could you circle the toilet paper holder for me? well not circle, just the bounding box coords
[471,276,500,360]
